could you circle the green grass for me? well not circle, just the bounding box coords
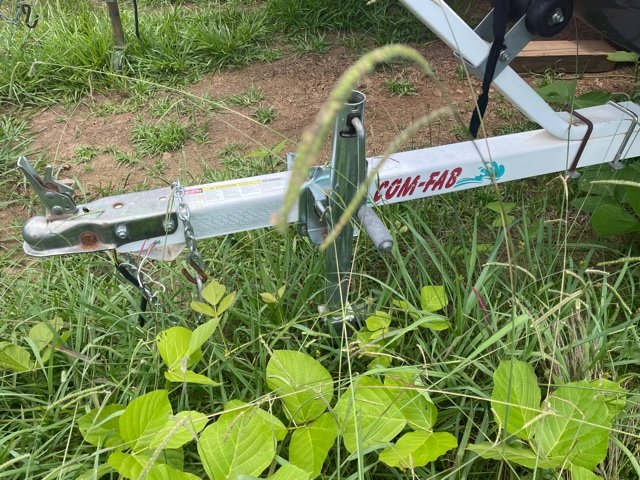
[252,104,278,124]
[1,1,639,479]
[384,77,417,97]
[289,31,329,55]
[74,145,138,167]
[0,3,274,106]
[0,114,31,210]
[131,119,189,156]
[0,114,29,176]
[224,84,265,107]
[1,180,638,478]
[0,0,476,106]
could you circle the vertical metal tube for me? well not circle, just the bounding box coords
[325,91,366,312]
[106,0,126,71]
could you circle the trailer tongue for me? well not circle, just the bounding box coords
[18,0,640,322]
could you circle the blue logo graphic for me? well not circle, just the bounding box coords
[455,161,505,188]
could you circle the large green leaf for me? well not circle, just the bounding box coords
[0,342,32,373]
[365,311,391,332]
[491,360,541,441]
[107,451,150,479]
[28,318,63,352]
[570,465,602,480]
[378,431,457,468]
[266,350,333,423]
[589,379,626,422]
[150,411,208,449]
[467,443,559,469]
[191,301,217,317]
[420,286,448,312]
[156,448,185,471]
[591,204,640,236]
[193,291,236,316]
[119,390,172,450]
[164,368,221,386]
[384,370,437,431]
[289,413,338,478]
[76,463,113,480]
[625,183,640,216]
[269,464,312,480]
[187,317,220,357]
[78,404,125,448]
[147,464,201,480]
[108,451,187,479]
[536,82,575,103]
[416,315,449,331]
[156,327,201,371]
[201,280,226,306]
[334,376,406,453]
[198,403,275,480]
[216,292,236,316]
[607,51,640,63]
[536,381,611,470]
[224,400,287,442]
[573,91,612,108]
[571,196,617,214]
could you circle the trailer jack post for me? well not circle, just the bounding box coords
[296,91,394,331]
[324,90,367,320]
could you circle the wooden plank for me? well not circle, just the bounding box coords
[511,40,617,74]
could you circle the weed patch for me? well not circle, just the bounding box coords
[132,119,189,156]
[384,77,418,97]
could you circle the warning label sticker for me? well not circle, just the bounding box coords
[184,175,287,203]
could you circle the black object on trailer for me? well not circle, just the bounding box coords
[575,1,640,54]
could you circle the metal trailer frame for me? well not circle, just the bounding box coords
[18,0,640,316]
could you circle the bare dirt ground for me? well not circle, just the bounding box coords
[28,42,475,190]
[20,19,639,208]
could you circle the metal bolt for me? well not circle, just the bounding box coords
[499,50,511,63]
[550,8,564,25]
[164,218,175,232]
[115,224,129,239]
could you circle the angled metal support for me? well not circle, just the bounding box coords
[106,0,125,71]
[399,0,591,141]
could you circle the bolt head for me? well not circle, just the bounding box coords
[164,219,175,232]
[550,8,564,25]
[115,224,129,239]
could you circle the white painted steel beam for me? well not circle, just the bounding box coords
[102,102,640,259]
[399,0,590,140]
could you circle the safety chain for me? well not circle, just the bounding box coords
[114,245,166,326]
[0,1,38,28]
[119,252,164,307]
[172,180,208,301]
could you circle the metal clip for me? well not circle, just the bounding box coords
[18,157,77,217]
[20,3,38,28]
[182,258,208,287]
[607,101,640,170]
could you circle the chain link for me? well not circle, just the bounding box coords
[1,1,37,27]
[172,180,207,301]
[0,0,21,24]
[119,251,165,307]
